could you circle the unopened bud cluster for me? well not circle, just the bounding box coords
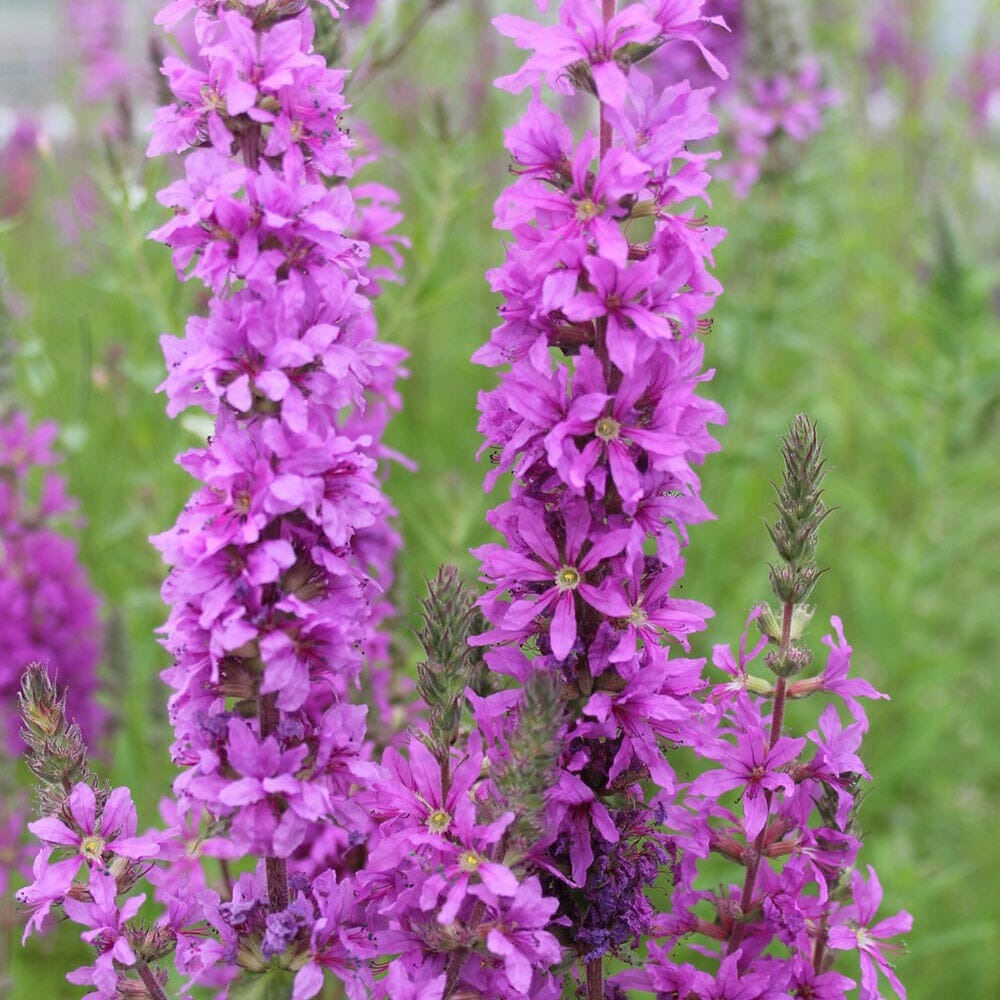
[766,413,831,604]
[415,565,489,759]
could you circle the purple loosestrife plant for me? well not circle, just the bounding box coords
[717,0,838,196]
[148,0,404,951]
[16,3,405,998]
[649,0,838,197]
[469,0,727,995]
[618,417,912,998]
[64,0,133,106]
[352,567,565,999]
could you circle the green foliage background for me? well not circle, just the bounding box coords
[1,1,998,996]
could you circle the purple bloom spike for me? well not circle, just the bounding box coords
[0,411,103,752]
[147,0,406,884]
[12,3,401,995]
[469,0,727,989]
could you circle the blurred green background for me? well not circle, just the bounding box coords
[1,0,998,997]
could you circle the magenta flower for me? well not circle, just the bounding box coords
[415,809,520,924]
[364,736,484,841]
[827,866,912,1000]
[474,498,631,659]
[499,134,648,265]
[0,412,103,752]
[788,616,888,718]
[787,956,856,999]
[15,846,79,943]
[148,0,406,876]
[495,0,660,108]
[64,868,145,996]
[688,716,806,840]
[66,1,132,105]
[27,784,160,878]
[484,877,561,994]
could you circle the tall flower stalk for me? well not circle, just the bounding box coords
[148,0,404,904]
[472,0,727,993]
[623,416,912,998]
[16,3,406,997]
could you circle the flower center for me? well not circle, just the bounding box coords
[80,834,105,864]
[595,416,620,441]
[427,809,451,834]
[234,488,252,515]
[555,565,580,591]
[575,197,600,221]
[628,606,648,628]
[459,850,482,873]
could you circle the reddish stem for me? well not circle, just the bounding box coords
[586,957,604,1000]
[599,0,616,157]
[813,911,830,971]
[260,692,289,912]
[581,7,617,996]
[136,959,169,1000]
[728,602,793,952]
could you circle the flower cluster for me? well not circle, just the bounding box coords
[16,0,406,995]
[11,3,915,998]
[147,0,405,875]
[64,0,133,105]
[719,56,839,197]
[0,410,103,751]
[469,0,728,989]
[465,3,908,996]
[347,568,564,998]
[617,416,912,997]
[650,0,838,196]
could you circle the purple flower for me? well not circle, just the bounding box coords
[27,784,160,878]
[66,1,132,105]
[471,0,729,980]
[688,711,806,840]
[495,0,660,107]
[484,877,561,994]
[0,412,103,752]
[473,498,631,659]
[788,616,888,718]
[148,0,406,870]
[827,866,912,1000]
[15,846,79,943]
[64,868,145,996]
[787,956,856,999]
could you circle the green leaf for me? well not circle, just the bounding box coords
[228,968,297,1000]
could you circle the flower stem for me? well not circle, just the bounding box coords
[581,9,615,994]
[729,600,793,951]
[599,0,616,158]
[260,692,289,912]
[136,959,169,1000]
[443,899,486,997]
[586,957,604,1000]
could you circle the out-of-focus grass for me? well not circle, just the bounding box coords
[2,1,999,997]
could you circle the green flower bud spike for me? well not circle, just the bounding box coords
[761,414,834,679]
